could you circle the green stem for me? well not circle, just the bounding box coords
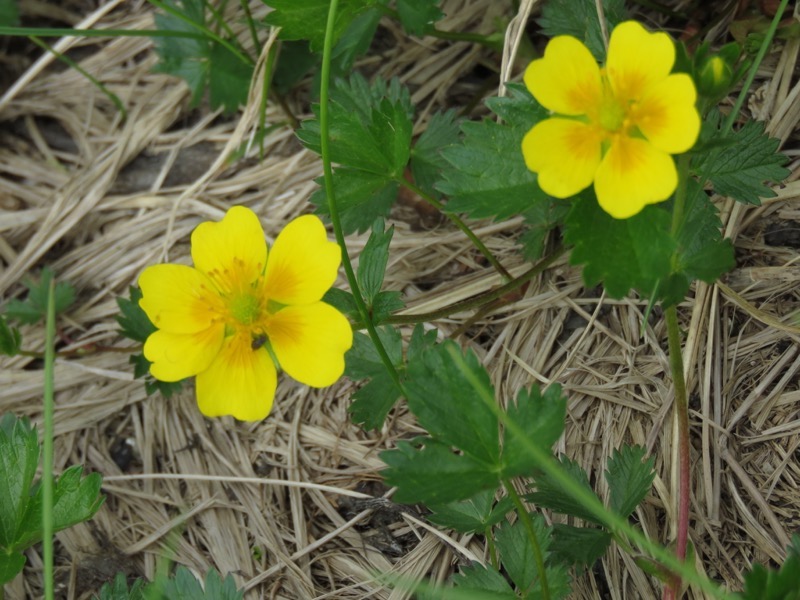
[320,0,402,389]
[0,26,206,39]
[239,0,260,65]
[397,178,512,280]
[42,280,56,600]
[484,525,499,570]
[384,246,566,325]
[445,345,731,599]
[503,480,550,600]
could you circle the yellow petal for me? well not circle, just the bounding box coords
[606,21,675,103]
[264,215,341,306]
[635,73,700,154]
[139,264,223,334]
[524,36,602,115]
[522,118,602,198]
[267,302,353,388]
[191,206,267,287]
[144,324,224,382]
[195,332,277,421]
[594,135,677,219]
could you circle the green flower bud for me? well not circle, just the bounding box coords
[697,55,733,98]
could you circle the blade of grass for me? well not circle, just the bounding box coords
[42,278,56,600]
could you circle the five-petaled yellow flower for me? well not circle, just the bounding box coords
[522,20,700,219]
[138,206,353,421]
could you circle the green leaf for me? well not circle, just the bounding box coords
[265,0,373,53]
[605,445,655,519]
[549,524,612,568]
[396,0,444,35]
[525,455,601,524]
[437,85,550,221]
[371,291,405,324]
[428,490,513,533]
[331,6,383,71]
[94,572,147,600]
[381,438,500,505]
[495,515,553,591]
[4,267,75,325]
[345,327,404,429]
[693,114,789,205]
[117,287,156,343]
[519,201,570,259]
[0,551,26,586]
[0,0,19,27]
[322,288,359,321]
[736,536,800,600]
[310,170,398,235]
[451,563,516,598]
[405,341,500,466]
[208,42,253,114]
[272,41,318,95]
[565,194,674,299]
[538,0,628,61]
[0,414,39,551]
[501,384,567,478]
[358,219,393,304]
[148,566,244,600]
[0,315,22,356]
[410,110,461,200]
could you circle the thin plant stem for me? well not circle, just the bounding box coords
[239,0,260,53]
[485,525,499,570]
[502,479,550,600]
[320,0,402,390]
[445,345,732,600]
[0,26,206,39]
[42,279,57,600]
[397,178,512,280]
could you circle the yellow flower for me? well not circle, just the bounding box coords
[138,206,353,421]
[521,21,700,219]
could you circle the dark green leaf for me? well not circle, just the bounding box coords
[437,86,550,221]
[148,566,243,600]
[346,327,404,429]
[371,291,405,324]
[565,194,674,298]
[451,563,516,598]
[501,384,566,478]
[4,267,75,325]
[208,42,253,114]
[0,316,21,356]
[322,288,359,321]
[519,201,570,259]
[94,572,147,600]
[0,551,26,586]
[736,536,800,600]
[538,0,628,61]
[410,110,461,199]
[525,455,601,524]
[428,489,513,533]
[693,116,789,205]
[381,438,499,505]
[272,41,318,95]
[397,0,443,35]
[0,0,19,27]
[358,219,394,304]
[117,287,156,343]
[495,515,553,591]
[549,524,612,568]
[331,6,382,70]
[0,414,39,550]
[265,0,372,53]
[605,445,655,519]
[405,341,500,466]
[311,170,398,235]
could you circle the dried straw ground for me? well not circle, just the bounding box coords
[1,1,799,598]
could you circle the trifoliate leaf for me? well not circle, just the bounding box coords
[153,0,252,114]
[4,267,75,325]
[396,0,444,36]
[437,85,550,221]
[565,193,674,299]
[428,490,513,534]
[501,384,567,478]
[693,115,789,205]
[94,572,147,600]
[310,170,398,235]
[345,326,404,429]
[358,218,394,305]
[538,0,628,61]
[605,445,655,519]
[0,316,21,356]
[410,110,461,199]
[525,455,602,525]
[550,524,612,568]
[735,536,800,600]
[264,0,373,53]
[381,438,500,505]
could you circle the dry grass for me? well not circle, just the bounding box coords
[1,1,799,598]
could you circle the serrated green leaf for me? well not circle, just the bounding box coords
[331,6,382,70]
[605,445,654,519]
[381,438,499,505]
[428,490,512,533]
[736,536,800,600]
[519,201,570,259]
[396,0,443,35]
[451,563,516,598]
[94,572,147,600]
[565,194,674,298]
[371,291,405,323]
[4,267,75,325]
[495,515,553,591]
[410,110,461,199]
[437,86,550,221]
[525,455,601,524]
[538,0,628,61]
[117,287,156,343]
[693,116,789,205]
[549,524,612,568]
[0,551,26,585]
[322,288,359,321]
[265,0,372,53]
[208,42,253,114]
[147,566,243,600]
[501,385,566,478]
[128,354,184,398]
[346,327,404,429]
[358,219,393,304]
[0,315,22,356]
[311,170,398,235]
[405,341,500,466]
[272,41,318,95]
[0,414,39,550]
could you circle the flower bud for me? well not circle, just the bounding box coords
[697,55,734,99]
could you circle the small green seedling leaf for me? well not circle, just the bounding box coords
[396,0,444,36]
[4,267,75,325]
[605,445,655,519]
[0,315,22,356]
[538,0,628,61]
[428,490,513,533]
